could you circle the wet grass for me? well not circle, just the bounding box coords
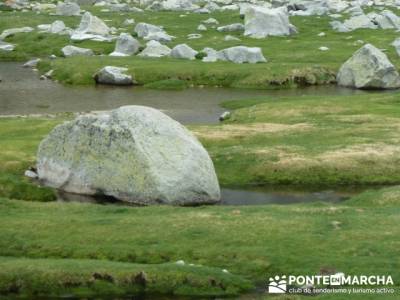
[1,9,399,88]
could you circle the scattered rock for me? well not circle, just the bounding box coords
[0,41,14,51]
[244,6,296,38]
[56,1,80,16]
[93,66,133,85]
[170,43,198,60]
[71,12,111,41]
[37,106,221,205]
[337,43,400,89]
[138,40,171,58]
[0,27,33,40]
[218,46,266,64]
[217,23,244,32]
[62,45,94,57]
[110,33,140,57]
[219,111,231,121]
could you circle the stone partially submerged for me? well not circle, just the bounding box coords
[244,6,296,38]
[337,44,400,89]
[94,66,133,85]
[37,106,221,205]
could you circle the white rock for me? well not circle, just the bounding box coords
[217,23,244,32]
[0,41,14,51]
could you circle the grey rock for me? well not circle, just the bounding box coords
[170,43,198,60]
[110,33,140,57]
[138,40,171,57]
[218,46,267,64]
[62,45,94,57]
[0,27,33,40]
[217,23,244,32]
[94,66,133,85]
[244,6,295,38]
[37,106,220,205]
[337,44,400,89]
[71,12,111,41]
[56,2,80,16]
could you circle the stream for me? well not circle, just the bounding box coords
[0,62,379,205]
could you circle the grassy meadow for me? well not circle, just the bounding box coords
[0,8,399,88]
[0,91,400,297]
[1,4,400,299]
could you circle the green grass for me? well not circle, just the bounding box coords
[0,187,399,298]
[0,256,251,298]
[1,9,399,88]
[192,91,400,187]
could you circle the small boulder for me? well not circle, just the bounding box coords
[94,66,133,85]
[138,40,171,58]
[56,1,80,16]
[110,33,140,57]
[337,44,400,89]
[218,46,266,64]
[170,44,198,60]
[62,45,94,57]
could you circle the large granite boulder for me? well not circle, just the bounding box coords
[244,6,295,38]
[37,106,221,205]
[56,1,80,16]
[110,33,140,56]
[218,46,266,63]
[337,44,400,89]
[93,66,133,85]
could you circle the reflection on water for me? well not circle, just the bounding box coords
[0,62,371,125]
[56,186,371,206]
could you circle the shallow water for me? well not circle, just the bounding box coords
[57,186,363,206]
[0,61,382,205]
[0,62,369,125]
